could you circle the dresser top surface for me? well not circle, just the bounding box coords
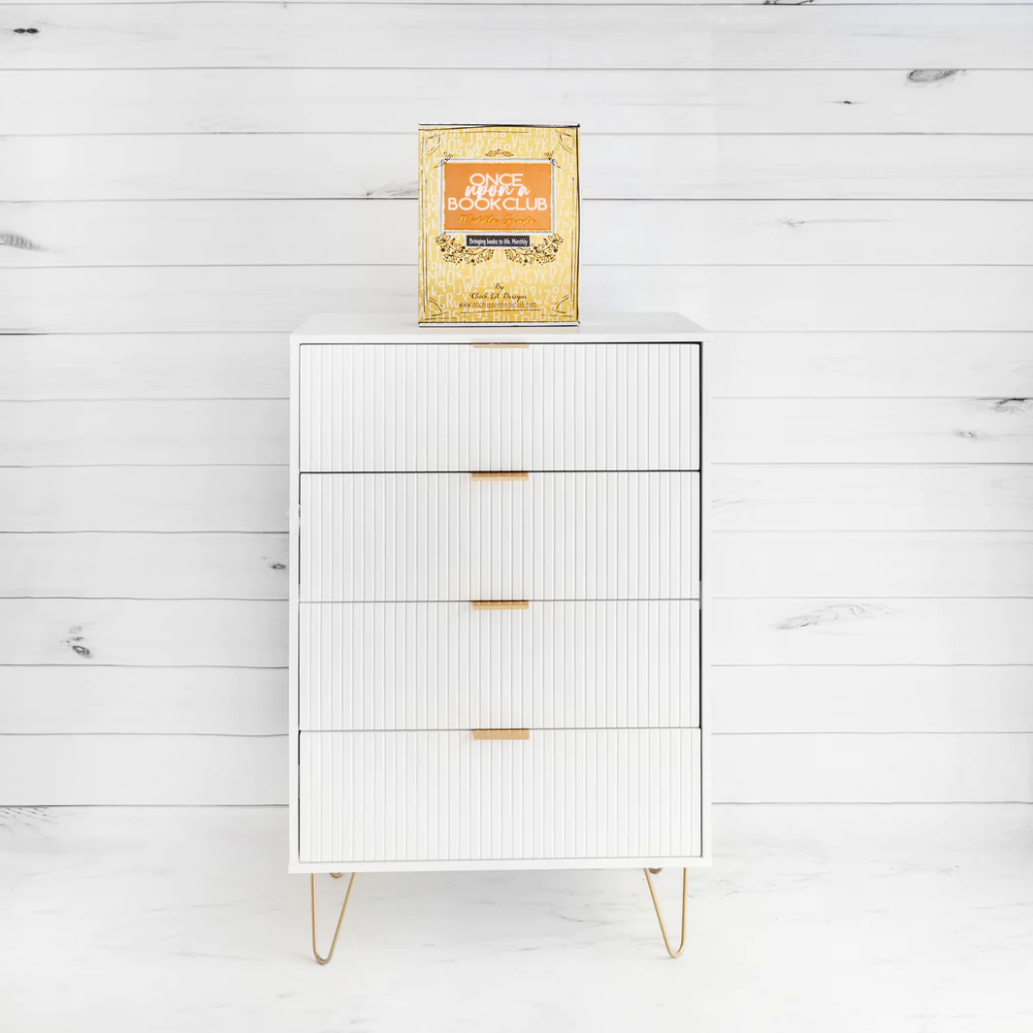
[292,311,706,344]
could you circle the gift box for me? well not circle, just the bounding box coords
[418,124,580,325]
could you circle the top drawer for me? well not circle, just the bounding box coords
[299,342,699,472]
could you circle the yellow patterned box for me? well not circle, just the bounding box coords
[418,124,580,325]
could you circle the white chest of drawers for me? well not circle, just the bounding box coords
[289,312,708,957]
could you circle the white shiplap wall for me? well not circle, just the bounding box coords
[2,2,1032,805]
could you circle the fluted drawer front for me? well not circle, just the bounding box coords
[300,601,699,731]
[299,729,701,863]
[299,343,699,472]
[300,472,699,601]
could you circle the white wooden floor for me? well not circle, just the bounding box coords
[1,804,1030,1033]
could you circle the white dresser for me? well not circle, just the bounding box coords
[289,312,708,959]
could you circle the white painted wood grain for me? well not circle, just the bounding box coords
[8,266,1033,333]
[1,733,1028,805]
[0,667,284,733]
[709,333,1033,397]
[0,599,285,665]
[713,531,1033,598]
[8,596,1033,669]
[0,735,286,805]
[4,465,1029,534]
[4,0,1032,813]
[713,667,1033,735]
[8,200,1033,268]
[0,400,287,465]
[6,662,1029,738]
[20,530,1033,601]
[713,397,1033,464]
[0,467,286,531]
[7,135,1032,201]
[4,5,1029,69]
[8,661,1028,738]
[8,396,1031,467]
[712,466,1033,531]
[4,333,1031,401]
[714,734,1033,803]
[0,334,288,400]
[0,532,288,598]
[713,598,1033,666]
[10,529,1033,602]
[5,68,1026,135]
[15,527,1033,601]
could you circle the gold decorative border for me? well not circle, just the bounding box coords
[436,233,495,265]
[504,233,562,265]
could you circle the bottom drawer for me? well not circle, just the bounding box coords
[299,729,701,864]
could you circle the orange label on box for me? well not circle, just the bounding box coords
[442,161,554,234]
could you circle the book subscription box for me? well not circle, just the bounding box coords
[418,124,580,326]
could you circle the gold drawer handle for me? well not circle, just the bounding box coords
[472,600,529,610]
[472,729,530,741]
[471,471,528,481]
[472,342,529,349]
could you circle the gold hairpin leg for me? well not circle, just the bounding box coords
[643,867,687,959]
[310,872,357,965]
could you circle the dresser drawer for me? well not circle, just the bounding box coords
[300,472,699,601]
[299,600,699,731]
[299,342,699,472]
[299,729,701,864]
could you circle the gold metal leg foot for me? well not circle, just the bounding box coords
[311,873,357,965]
[643,867,687,959]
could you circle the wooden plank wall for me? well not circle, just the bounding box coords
[2,1,1032,805]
